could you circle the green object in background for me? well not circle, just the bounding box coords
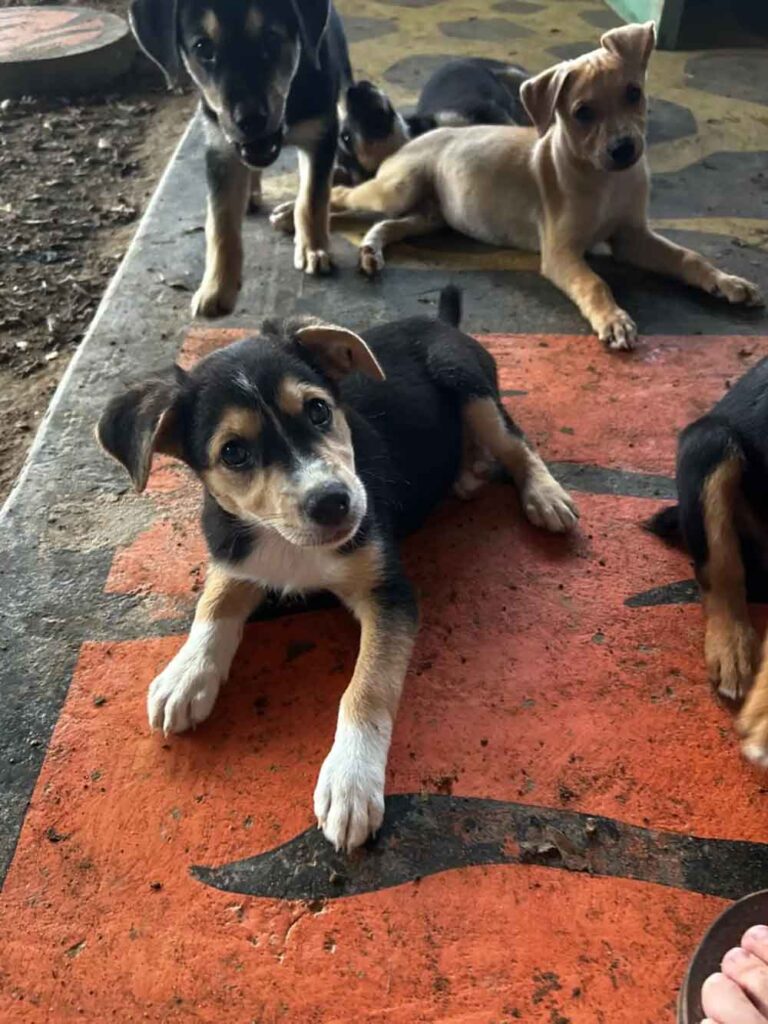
[606,0,768,49]
[606,0,663,26]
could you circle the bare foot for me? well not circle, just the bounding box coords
[701,925,768,1023]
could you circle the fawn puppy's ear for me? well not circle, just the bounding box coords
[520,63,571,136]
[600,21,656,72]
[97,366,187,492]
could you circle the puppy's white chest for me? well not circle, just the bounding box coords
[230,533,345,595]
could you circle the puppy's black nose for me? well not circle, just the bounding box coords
[304,484,351,528]
[233,102,269,138]
[608,136,636,168]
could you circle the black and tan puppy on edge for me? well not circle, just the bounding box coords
[648,359,768,766]
[129,0,350,318]
[97,288,578,851]
[329,22,762,351]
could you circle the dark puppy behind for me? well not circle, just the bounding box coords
[130,0,351,317]
[335,59,530,185]
[648,358,768,763]
[98,287,577,852]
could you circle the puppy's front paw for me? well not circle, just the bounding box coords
[598,310,638,351]
[294,241,333,275]
[523,471,579,534]
[147,646,223,735]
[191,275,240,319]
[739,694,768,767]
[269,200,295,234]
[314,722,388,852]
[710,273,764,308]
[705,618,758,702]
[359,244,384,278]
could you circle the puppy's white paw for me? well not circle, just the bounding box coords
[147,644,223,735]
[269,200,295,234]
[359,244,384,278]
[523,471,579,533]
[294,242,333,275]
[191,275,240,319]
[710,273,764,308]
[314,721,389,852]
[599,310,637,351]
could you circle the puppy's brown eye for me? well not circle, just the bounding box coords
[626,84,643,104]
[573,103,595,124]
[221,440,251,469]
[340,129,352,147]
[193,37,216,64]
[305,397,331,427]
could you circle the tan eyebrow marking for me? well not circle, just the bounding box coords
[276,377,332,417]
[201,10,221,42]
[207,407,262,465]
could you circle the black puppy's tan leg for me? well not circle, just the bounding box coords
[463,397,578,532]
[147,566,263,733]
[358,207,445,277]
[612,227,763,308]
[698,458,758,702]
[315,547,417,851]
[540,242,637,351]
[192,147,250,318]
[293,128,337,275]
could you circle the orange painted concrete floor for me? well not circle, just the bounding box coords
[4,329,768,1023]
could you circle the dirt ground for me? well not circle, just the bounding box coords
[0,0,195,500]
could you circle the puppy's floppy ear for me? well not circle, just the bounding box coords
[295,325,385,381]
[600,21,656,71]
[520,64,570,136]
[291,0,331,69]
[97,367,187,492]
[129,0,182,88]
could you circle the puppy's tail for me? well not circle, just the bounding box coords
[645,504,683,547]
[437,285,462,328]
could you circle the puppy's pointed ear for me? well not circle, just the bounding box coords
[97,367,187,492]
[129,0,182,88]
[600,21,656,71]
[520,64,570,136]
[291,0,331,69]
[295,325,385,381]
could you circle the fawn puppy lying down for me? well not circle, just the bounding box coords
[98,288,577,851]
[329,22,762,351]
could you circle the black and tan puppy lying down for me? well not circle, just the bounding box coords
[329,22,762,351]
[649,358,768,765]
[98,288,578,851]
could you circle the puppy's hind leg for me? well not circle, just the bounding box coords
[359,206,444,277]
[462,397,579,533]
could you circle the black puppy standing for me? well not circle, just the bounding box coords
[130,0,350,317]
[98,288,578,851]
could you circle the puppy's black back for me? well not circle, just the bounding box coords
[416,58,530,127]
[342,306,498,536]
